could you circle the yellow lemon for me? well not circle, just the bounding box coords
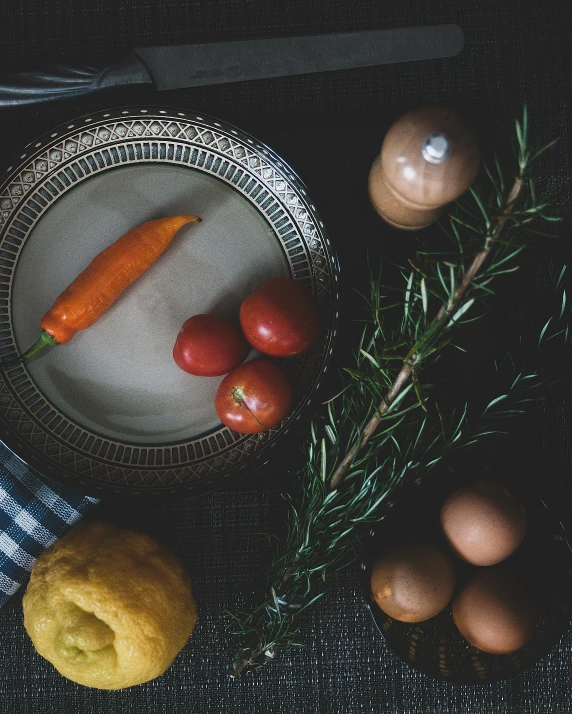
[22,521,197,690]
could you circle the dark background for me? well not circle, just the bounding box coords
[1,0,571,712]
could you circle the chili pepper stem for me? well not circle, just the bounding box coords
[22,331,58,361]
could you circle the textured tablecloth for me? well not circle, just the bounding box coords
[1,0,572,712]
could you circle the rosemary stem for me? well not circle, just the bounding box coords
[232,646,264,678]
[328,178,524,491]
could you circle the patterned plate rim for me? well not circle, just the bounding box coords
[0,106,340,498]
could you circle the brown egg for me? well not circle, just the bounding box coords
[452,566,537,654]
[440,480,527,566]
[370,541,455,623]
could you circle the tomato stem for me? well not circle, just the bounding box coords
[231,387,264,428]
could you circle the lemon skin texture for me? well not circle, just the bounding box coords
[23,521,198,690]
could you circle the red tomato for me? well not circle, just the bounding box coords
[215,359,292,434]
[239,277,320,357]
[173,314,248,377]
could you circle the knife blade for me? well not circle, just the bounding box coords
[0,25,463,107]
[136,24,464,90]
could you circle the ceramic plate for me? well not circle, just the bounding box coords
[0,108,339,497]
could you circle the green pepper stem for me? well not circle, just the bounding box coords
[22,331,58,360]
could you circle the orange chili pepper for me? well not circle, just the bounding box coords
[23,214,201,359]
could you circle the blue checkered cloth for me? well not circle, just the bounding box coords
[0,441,99,606]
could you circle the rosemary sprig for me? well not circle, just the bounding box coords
[229,110,562,677]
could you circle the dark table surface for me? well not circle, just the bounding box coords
[1,1,572,712]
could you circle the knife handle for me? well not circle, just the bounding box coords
[0,53,153,108]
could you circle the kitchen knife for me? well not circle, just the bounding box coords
[0,25,463,108]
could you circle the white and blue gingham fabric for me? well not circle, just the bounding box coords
[0,441,98,606]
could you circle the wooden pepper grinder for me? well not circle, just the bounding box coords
[368,106,481,230]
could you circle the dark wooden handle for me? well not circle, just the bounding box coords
[0,53,153,108]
